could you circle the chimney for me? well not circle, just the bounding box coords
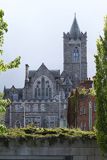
[79,78,93,89]
[25,64,29,82]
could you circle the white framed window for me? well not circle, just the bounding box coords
[33,104,38,112]
[40,104,46,112]
[64,104,67,109]
[15,104,21,112]
[47,116,56,128]
[25,104,31,112]
[25,116,41,127]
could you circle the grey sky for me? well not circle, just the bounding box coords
[0,0,107,91]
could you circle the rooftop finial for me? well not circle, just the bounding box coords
[74,12,76,18]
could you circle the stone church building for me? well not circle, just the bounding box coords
[4,15,87,128]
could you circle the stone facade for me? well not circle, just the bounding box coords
[0,138,106,160]
[4,15,87,128]
[62,15,87,88]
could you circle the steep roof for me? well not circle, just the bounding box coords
[29,63,48,78]
[49,70,60,78]
[29,63,60,79]
[4,86,23,100]
[29,70,36,78]
[70,14,81,40]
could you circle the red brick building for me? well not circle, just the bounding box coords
[67,79,96,130]
[77,94,96,130]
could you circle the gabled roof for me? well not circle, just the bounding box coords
[4,86,23,100]
[62,76,73,86]
[28,63,48,78]
[38,63,48,71]
[49,70,60,78]
[29,63,60,79]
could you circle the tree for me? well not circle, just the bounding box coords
[67,89,79,128]
[94,16,107,153]
[0,9,20,132]
[0,9,20,71]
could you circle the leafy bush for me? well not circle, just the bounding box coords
[0,127,96,142]
[0,124,7,134]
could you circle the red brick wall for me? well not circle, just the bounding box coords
[77,95,96,130]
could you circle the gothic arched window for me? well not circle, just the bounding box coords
[46,87,49,97]
[46,85,52,99]
[41,77,45,98]
[72,47,80,62]
[35,85,41,98]
[49,88,52,98]
[34,76,53,99]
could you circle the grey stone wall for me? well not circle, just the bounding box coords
[0,138,106,160]
[6,100,67,128]
[63,31,87,85]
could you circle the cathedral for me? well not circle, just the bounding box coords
[4,15,87,128]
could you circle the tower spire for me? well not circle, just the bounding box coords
[70,14,80,40]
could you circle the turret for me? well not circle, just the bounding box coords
[63,14,87,88]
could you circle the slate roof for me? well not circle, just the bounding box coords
[70,14,81,39]
[28,63,60,79]
[49,70,60,78]
[4,86,23,100]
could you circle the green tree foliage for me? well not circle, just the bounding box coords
[94,16,107,153]
[67,89,79,128]
[0,93,10,112]
[0,9,20,71]
[0,9,20,132]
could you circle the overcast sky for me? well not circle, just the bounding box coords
[0,0,107,91]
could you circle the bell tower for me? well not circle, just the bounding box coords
[63,14,87,88]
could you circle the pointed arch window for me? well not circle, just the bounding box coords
[45,84,52,99]
[49,88,52,98]
[35,85,41,98]
[72,47,80,62]
[41,77,45,98]
[34,76,53,99]
[46,87,49,97]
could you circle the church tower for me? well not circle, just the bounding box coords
[62,14,87,88]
